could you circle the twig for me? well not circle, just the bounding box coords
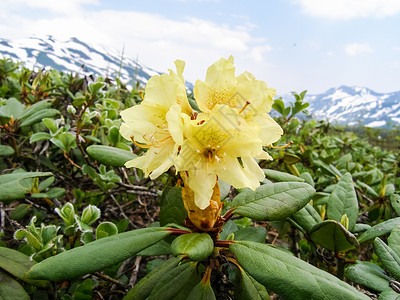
[94,272,127,288]
[0,202,5,234]
[109,194,134,227]
[129,256,142,287]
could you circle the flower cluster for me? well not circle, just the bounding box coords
[120,56,283,211]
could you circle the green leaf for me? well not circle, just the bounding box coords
[300,172,314,187]
[186,280,216,300]
[96,222,118,239]
[263,169,304,182]
[310,220,359,252]
[19,99,52,120]
[124,257,180,300]
[379,288,400,299]
[230,241,370,300]
[124,257,181,300]
[19,109,60,127]
[30,132,52,143]
[159,186,187,226]
[42,118,58,134]
[171,233,214,262]
[0,98,24,119]
[388,226,400,256]
[86,145,136,167]
[0,145,14,156]
[345,261,391,292]
[272,99,285,115]
[234,268,270,300]
[234,227,267,243]
[231,182,315,221]
[81,205,100,225]
[375,237,400,281]
[0,172,52,202]
[291,203,323,233]
[219,220,238,241]
[147,261,200,300]
[326,173,358,231]
[0,247,48,287]
[27,227,171,281]
[38,176,55,191]
[73,278,93,300]
[0,269,30,300]
[51,132,76,152]
[358,217,400,243]
[31,187,66,199]
[390,194,400,216]
[10,204,30,221]
[137,238,172,256]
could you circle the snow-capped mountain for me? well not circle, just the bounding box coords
[300,86,400,128]
[0,35,160,87]
[1,36,399,127]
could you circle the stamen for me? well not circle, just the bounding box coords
[238,101,251,114]
[138,90,144,100]
[131,136,152,148]
[267,141,293,149]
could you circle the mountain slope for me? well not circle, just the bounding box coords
[302,86,400,127]
[0,35,160,87]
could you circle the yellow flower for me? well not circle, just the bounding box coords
[119,60,192,179]
[176,104,266,209]
[194,56,283,155]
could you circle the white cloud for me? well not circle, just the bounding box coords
[345,43,374,55]
[295,0,400,19]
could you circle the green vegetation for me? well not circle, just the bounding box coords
[0,57,399,299]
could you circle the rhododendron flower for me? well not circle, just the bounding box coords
[119,60,192,179]
[194,56,283,150]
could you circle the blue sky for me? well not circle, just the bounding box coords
[1,0,399,94]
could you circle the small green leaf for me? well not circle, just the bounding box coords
[19,109,60,127]
[0,247,48,287]
[159,186,187,226]
[345,261,391,292]
[171,233,214,262]
[219,220,238,241]
[73,278,93,300]
[81,205,101,225]
[96,222,118,239]
[230,241,370,300]
[234,268,270,300]
[388,226,400,256]
[390,194,400,216]
[187,280,216,300]
[263,169,304,183]
[0,145,14,156]
[10,204,30,221]
[86,145,136,167]
[234,227,267,243]
[19,99,52,120]
[27,227,171,281]
[147,262,200,300]
[326,173,358,231]
[358,217,400,243]
[0,269,30,300]
[0,98,24,119]
[375,237,400,281]
[231,182,315,221]
[291,203,323,233]
[379,288,400,299]
[124,257,181,300]
[0,172,52,202]
[310,220,359,252]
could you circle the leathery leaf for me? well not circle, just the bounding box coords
[27,227,171,281]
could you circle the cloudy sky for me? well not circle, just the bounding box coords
[1,0,399,94]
